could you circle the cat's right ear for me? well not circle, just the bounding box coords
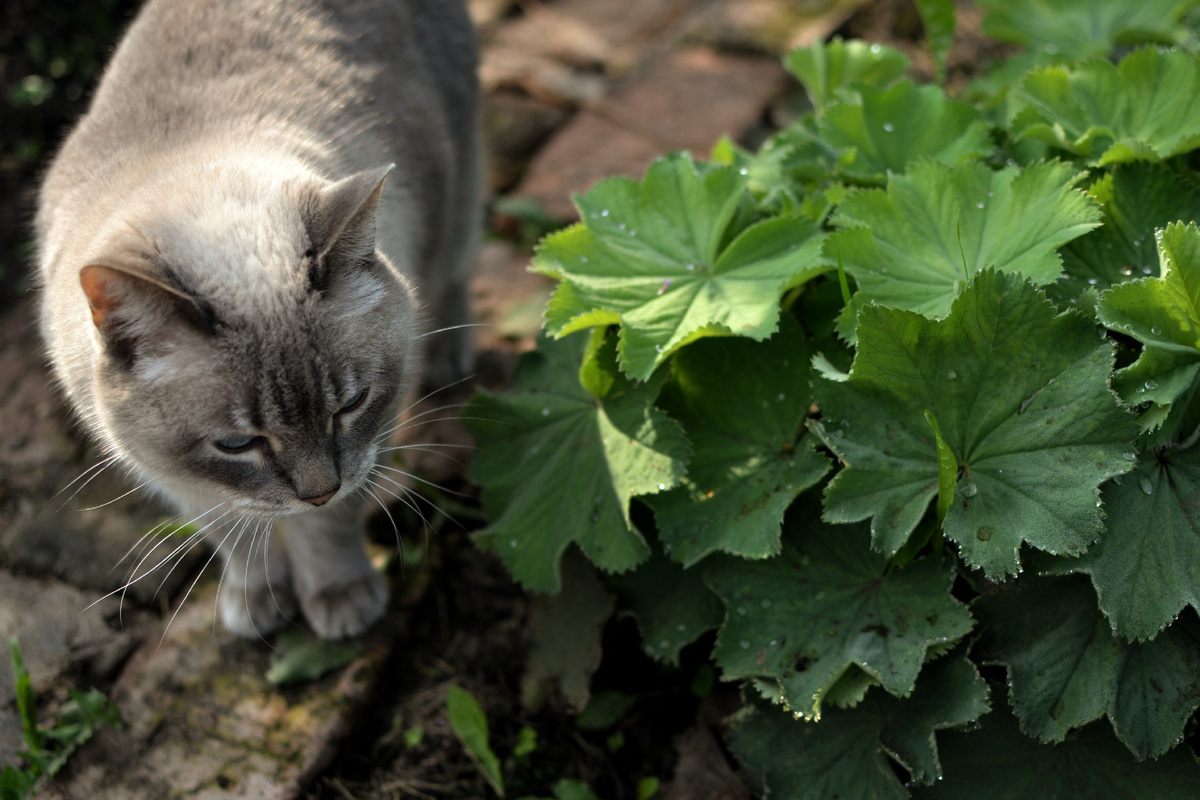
[80,263,207,358]
[302,165,394,290]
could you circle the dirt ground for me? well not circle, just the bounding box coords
[0,1,1006,798]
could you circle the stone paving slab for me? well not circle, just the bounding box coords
[39,580,401,800]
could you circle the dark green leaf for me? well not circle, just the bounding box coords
[706,515,973,719]
[813,270,1138,577]
[645,318,830,566]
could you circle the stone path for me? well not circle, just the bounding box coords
[0,0,865,796]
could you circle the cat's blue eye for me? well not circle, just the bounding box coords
[214,435,259,454]
[339,388,368,414]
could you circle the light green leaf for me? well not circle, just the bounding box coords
[644,318,830,566]
[534,154,827,379]
[1099,223,1200,411]
[606,538,723,666]
[1047,452,1200,640]
[813,270,1138,578]
[973,575,1200,759]
[1052,163,1200,305]
[977,0,1199,59]
[1010,48,1200,165]
[818,81,994,185]
[827,160,1100,341]
[911,687,1200,799]
[915,0,955,82]
[784,37,910,114]
[464,333,690,592]
[705,515,974,720]
[728,653,989,799]
[446,686,505,797]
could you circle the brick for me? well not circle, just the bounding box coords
[516,48,788,218]
[513,110,665,219]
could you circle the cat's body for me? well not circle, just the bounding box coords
[36,0,480,638]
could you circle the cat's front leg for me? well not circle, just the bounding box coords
[213,518,298,638]
[281,494,388,640]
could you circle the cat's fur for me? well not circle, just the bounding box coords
[36,0,481,639]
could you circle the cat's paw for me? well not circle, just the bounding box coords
[218,579,298,639]
[298,568,389,639]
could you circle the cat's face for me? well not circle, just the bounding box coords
[80,166,418,517]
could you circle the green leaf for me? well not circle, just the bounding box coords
[924,410,955,532]
[446,686,506,797]
[977,0,1199,59]
[784,37,910,114]
[10,638,39,756]
[534,154,828,379]
[705,515,974,720]
[818,81,994,185]
[265,630,362,687]
[1047,452,1200,640]
[464,333,690,592]
[1052,163,1200,305]
[605,539,724,666]
[644,318,830,566]
[1010,48,1200,166]
[973,575,1200,759]
[1099,223,1200,411]
[914,0,955,82]
[813,270,1138,578]
[827,161,1100,341]
[911,686,1200,799]
[728,653,989,799]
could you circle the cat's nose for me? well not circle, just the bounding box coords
[303,486,340,506]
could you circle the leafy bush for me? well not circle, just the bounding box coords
[466,1,1200,796]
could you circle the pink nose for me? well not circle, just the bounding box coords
[304,489,338,506]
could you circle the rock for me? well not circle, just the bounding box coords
[483,91,572,192]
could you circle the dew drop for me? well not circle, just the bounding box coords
[1112,473,1124,485]
[761,599,772,608]
[541,407,550,416]
[739,640,750,649]
[510,539,518,548]
[1120,266,1134,276]
[961,481,978,498]
[658,483,667,491]
[814,590,826,600]
[777,393,785,401]
[870,43,882,53]
[1140,475,1154,495]
[1151,327,1162,335]
[1145,379,1158,390]
[1087,278,1098,285]
[655,344,664,353]
[975,202,984,209]
[660,639,670,649]
[739,168,749,176]
[677,624,686,632]
[883,122,895,132]
[1143,266,1154,275]
[685,263,696,271]
[976,526,994,542]
[579,255,588,263]
[601,209,610,217]
[946,369,957,380]
[1123,451,1138,462]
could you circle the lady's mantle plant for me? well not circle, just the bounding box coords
[466,0,1200,796]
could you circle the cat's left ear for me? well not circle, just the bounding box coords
[303,165,394,288]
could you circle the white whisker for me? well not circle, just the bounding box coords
[413,322,492,339]
[79,479,152,512]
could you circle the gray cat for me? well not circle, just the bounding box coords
[36,0,481,639]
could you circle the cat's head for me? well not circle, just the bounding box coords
[78,165,418,517]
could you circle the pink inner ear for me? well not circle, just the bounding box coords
[80,265,126,329]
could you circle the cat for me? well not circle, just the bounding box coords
[35,0,481,639]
